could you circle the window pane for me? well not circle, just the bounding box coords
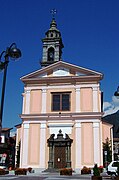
[112,162,119,167]
[62,94,70,110]
[52,95,60,111]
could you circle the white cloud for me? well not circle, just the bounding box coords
[103,102,112,110]
[112,96,119,106]
[103,96,119,117]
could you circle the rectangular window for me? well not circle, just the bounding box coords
[52,92,70,111]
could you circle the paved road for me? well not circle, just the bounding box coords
[0,173,113,180]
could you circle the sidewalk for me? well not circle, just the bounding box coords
[7,170,112,179]
[9,170,92,178]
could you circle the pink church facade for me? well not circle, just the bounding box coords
[16,18,113,172]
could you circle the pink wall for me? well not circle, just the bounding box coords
[80,88,93,112]
[102,122,112,142]
[28,124,40,165]
[30,90,42,113]
[81,123,94,165]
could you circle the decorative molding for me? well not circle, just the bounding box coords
[25,89,31,94]
[23,124,29,129]
[49,127,72,137]
[75,88,80,92]
[40,123,46,128]
[93,122,99,128]
[93,87,98,91]
[53,67,69,76]
[75,122,81,128]
[48,123,73,127]
[42,89,47,93]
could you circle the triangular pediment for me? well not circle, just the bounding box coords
[21,61,103,82]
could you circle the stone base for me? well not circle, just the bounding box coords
[33,168,45,173]
[43,168,59,173]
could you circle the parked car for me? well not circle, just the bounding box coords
[0,165,7,169]
[107,161,119,175]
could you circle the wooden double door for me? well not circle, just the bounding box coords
[47,130,73,170]
[54,146,66,169]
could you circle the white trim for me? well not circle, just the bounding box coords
[41,123,46,128]
[93,122,100,165]
[21,124,29,167]
[53,67,70,76]
[93,87,98,112]
[20,124,23,167]
[93,122,99,128]
[49,127,72,137]
[75,119,100,123]
[48,123,73,127]
[22,93,25,114]
[20,61,103,80]
[39,123,46,168]
[24,84,99,91]
[111,128,114,161]
[41,89,47,113]
[75,122,81,168]
[75,88,81,112]
[22,119,101,125]
[24,124,29,129]
[100,121,103,165]
[15,128,19,167]
[75,122,81,128]
[24,89,30,114]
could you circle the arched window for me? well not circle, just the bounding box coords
[50,33,53,37]
[48,47,54,61]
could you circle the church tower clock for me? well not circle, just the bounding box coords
[40,18,64,67]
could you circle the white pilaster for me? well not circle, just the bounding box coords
[93,122,100,165]
[41,89,47,113]
[100,121,103,166]
[75,88,81,112]
[25,89,31,114]
[39,122,46,168]
[93,87,98,112]
[21,123,29,167]
[111,127,114,161]
[22,93,25,114]
[75,122,81,168]
[15,128,19,167]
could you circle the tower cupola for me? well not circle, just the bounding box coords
[40,18,64,68]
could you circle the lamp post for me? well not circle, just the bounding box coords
[114,86,119,98]
[0,43,22,137]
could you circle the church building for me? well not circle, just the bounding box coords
[16,17,113,172]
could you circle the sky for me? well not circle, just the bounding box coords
[0,0,119,130]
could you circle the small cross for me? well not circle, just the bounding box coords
[50,9,57,18]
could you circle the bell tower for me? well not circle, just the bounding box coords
[40,17,64,67]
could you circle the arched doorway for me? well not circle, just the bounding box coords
[47,130,73,170]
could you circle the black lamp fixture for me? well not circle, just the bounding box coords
[114,86,119,98]
[0,43,22,134]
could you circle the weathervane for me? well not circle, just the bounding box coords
[50,9,57,19]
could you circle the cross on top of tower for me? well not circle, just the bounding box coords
[50,9,57,19]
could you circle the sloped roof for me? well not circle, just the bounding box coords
[21,61,103,84]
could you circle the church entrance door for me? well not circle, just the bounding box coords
[54,146,66,169]
[47,130,73,170]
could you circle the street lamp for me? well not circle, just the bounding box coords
[114,86,119,98]
[0,43,22,136]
